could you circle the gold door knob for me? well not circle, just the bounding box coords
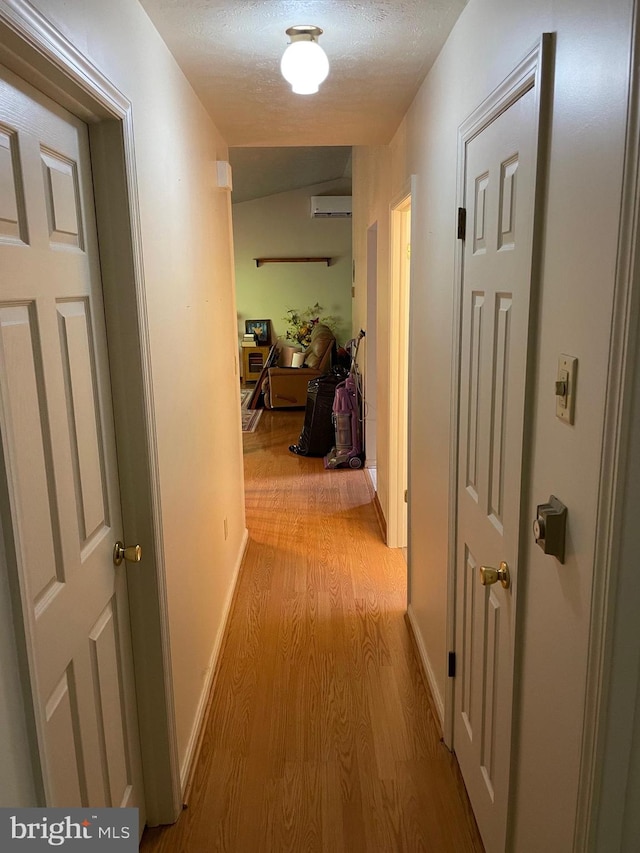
[113,541,142,566]
[479,560,510,589]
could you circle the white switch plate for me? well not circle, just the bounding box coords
[556,354,577,423]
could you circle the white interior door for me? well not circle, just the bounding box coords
[454,85,538,852]
[0,65,145,815]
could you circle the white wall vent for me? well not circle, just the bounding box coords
[310,196,352,218]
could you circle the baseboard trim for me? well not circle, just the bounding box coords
[406,604,445,731]
[179,527,250,798]
[364,466,375,497]
[373,492,387,541]
[365,469,387,542]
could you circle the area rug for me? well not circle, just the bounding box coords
[242,408,262,432]
[241,389,262,432]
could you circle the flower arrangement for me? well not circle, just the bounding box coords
[282,303,337,348]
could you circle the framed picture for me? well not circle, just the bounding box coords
[245,319,270,343]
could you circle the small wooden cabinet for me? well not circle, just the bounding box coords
[242,345,271,382]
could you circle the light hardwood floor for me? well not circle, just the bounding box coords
[141,408,484,852]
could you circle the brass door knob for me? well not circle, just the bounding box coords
[113,541,142,566]
[479,560,510,589]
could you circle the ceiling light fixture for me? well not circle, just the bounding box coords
[280,25,329,95]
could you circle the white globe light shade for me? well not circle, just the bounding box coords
[280,39,329,95]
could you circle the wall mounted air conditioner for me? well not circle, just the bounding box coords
[310,196,352,218]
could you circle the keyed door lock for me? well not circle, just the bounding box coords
[556,354,577,424]
[533,495,567,564]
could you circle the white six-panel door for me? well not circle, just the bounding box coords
[454,85,538,852]
[0,65,144,815]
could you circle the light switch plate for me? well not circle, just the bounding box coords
[556,354,577,423]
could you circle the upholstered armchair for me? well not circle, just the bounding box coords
[263,324,336,408]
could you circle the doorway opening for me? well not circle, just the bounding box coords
[387,192,412,550]
[364,222,379,487]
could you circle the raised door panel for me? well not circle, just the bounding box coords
[57,299,109,549]
[41,149,83,249]
[488,294,512,533]
[89,601,132,808]
[44,667,86,807]
[0,127,27,243]
[0,303,64,603]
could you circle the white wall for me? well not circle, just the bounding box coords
[352,146,391,512]
[6,0,247,787]
[233,179,353,354]
[353,0,633,848]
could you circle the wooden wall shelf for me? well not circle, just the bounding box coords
[254,257,331,268]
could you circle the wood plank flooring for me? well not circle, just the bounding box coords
[141,408,484,852]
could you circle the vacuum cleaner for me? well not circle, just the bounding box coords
[324,330,365,470]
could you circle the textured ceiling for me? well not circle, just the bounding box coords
[137,0,468,148]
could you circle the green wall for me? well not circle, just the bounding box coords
[233,179,353,356]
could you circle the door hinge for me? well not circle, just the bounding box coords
[448,651,456,678]
[457,207,466,241]
[404,489,408,503]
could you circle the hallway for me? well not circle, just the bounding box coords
[141,408,484,852]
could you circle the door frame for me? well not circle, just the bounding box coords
[0,0,181,825]
[444,34,551,759]
[387,183,413,550]
[573,2,640,847]
[364,222,378,478]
